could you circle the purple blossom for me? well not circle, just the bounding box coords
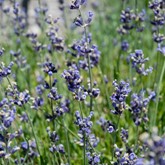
[110,80,131,115]
[157,45,165,55]
[129,90,154,126]
[128,50,153,76]
[70,0,87,10]
[62,65,82,92]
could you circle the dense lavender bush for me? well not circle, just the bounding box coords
[0,0,164,164]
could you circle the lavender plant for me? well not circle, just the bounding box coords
[0,0,165,164]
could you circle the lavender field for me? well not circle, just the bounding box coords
[0,0,165,164]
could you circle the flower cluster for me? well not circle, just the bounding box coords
[129,90,156,126]
[113,144,137,165]
[0,62,14,80]
[110,80,131,115]
[74,111,100,164]
[12,2,27,36]
[97,117,116,133]
[62,65,82,92]
[45,17,64,52]
[70,0,87,10]
[136,128,165,164]
[118,8,134,34]
[118,7,146,34]
[69,34,100,70]
[120,128,129,143]
[43,60,58,76]
[46,127,65,154]
[128,50,153,76]
[149,0,165,45]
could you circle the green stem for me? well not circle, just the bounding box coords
[49,75,56,130]
[153,60,165,126]
[112,115,121,161]
[78,102,86,165]
[83,132,86,165]
[56,119,79,139]
[134,126,139,151]
[154,52,159,89]
[135,0,137,14]
[38,0,41,9]
[97,65,111,109]
[25,107,41,157]
[62,117,71,165]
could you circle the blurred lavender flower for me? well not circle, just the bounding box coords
[74,11,94,27]
[0,97,23,159]
[14,157,25,164]
[121,40,129,51]
[128,50,153,76]
[36,84,44,95]
[19,112,28,122]
[69,34,100,70]
[62,65,88,101]
[14,90,30,106]
[110,80,131,115]
[75,111,100,163]
[2,107,16,128]
[0,62,14,79]
[120,128,129,143]
[153,33,165,43]
[12,2,27,35]
[157,45,165,55]
[149,0,165,26]
[97,117,115,133]
[62,65,82,92]
[149,0,165,44]
[46,17,64,51]
[48,87,62,101]
[129,90,155,126]
[54,99,70,117]
[75,111,94,138]
[132,9,146,32]
[34,3,48,29]
[137,127,165,164]
[114,144,137,165]
[10,50,28,69]
[117,8,134,35]
[86,152,100,165]
[47,127,65,154]
[70,0,87,10]
[0,48,4,56]
[31,97,44,110]
[43,61,57,76]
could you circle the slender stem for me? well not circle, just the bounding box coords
[134,126,139,151]
[78,102,86,165]
[49,75,56,130]
[6,76,15,92]
[78,9,93,112]
[25,107,41,156]
[83,132,86,165]
[153,60,165,126]
[62,117,71,165]
[116,53,121,80]
[56,119,79,139]
[112,115,121,161]
[97,65,111,109]
[135,0,137,14]
[38,0,41,9]
[84,26,93,112]
[154,52,159,89]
